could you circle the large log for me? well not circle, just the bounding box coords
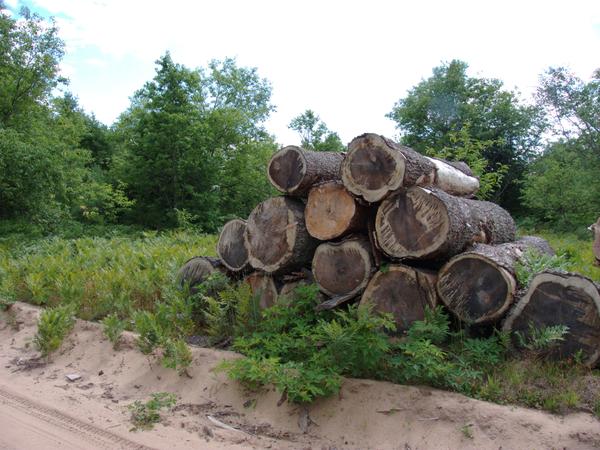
[589,217,600,266]
[375,187,516,260]
[267,146,344,197]
[244,196,318,274]
[176,256,226,293]
[244,272,279,309]
[437,237,554,324]
[217,219,251,273]
[360,265,438,335]
[305,182,369,240]
[340,133,480,202]
[503,271,600,367]
[312,236,374,298]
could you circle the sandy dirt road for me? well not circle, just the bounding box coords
[1,302,599,450]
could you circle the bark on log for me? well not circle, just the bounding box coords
[589,217,600,266]
[437,237,554,324]
[305,182,369,240]
[375,187,516,260]
[503,271,600,367]
[267,146,344,197]
[176,256,225,293]
[217,219,251,273]
[360,265,438,335]
[340,133,480,202]
[244,272,278,309]
[244,196,318,274]
[312,235,374,298]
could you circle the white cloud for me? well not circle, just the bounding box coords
[4,0,18,9]
[30,0,600,143]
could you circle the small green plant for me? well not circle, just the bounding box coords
[101,313,126,349]
[514,323,569,355]
[161,338,193,375]
[128,392,177,430]
[460,423,474,439]
[133,310,164,354]
[515,248,572,287]
[34,304,76,357]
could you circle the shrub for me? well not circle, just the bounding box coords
[128,392,177,430]
[101,313,126,349]
[34,304,76,357]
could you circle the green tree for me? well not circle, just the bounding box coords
[289,109,345,151]
[114,53,275,230]
[387,60,542,208]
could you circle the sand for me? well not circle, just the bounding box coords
[0,302,599,450]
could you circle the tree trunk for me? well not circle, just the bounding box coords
[267,146,344,197]
[589,217,600,266]
[312,235,374,298]
[502,271,600,367]
[244,196,318,274]
[217,219,251,273]
[176,256,225,293]
[375,187,516,260]
[360,265,438,335]
[244,272,279,309]
[341,133,479,202]
[437,237,554,324]
[305,182,369,240]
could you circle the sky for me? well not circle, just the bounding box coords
[5,0,600,145]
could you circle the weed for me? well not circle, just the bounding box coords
[460,423,474,439]
[515,248,572,287]
[101,313,125,349]
[161,338,193,376]
[34,304,76,357]
[133,310,164,354]
[514,323,569,357]
[128,392,177,430]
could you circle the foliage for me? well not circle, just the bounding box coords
[34,304,76,357]
[101,313,126,349]
[288,109,345,152]
[514,247,572,287]
[387,59,542,208]
[128,392,177,430]
[514,323,569,354]
[425,124,508,200]
[113,53,275,230]
[0,230,216,321]
[161,338,193,375]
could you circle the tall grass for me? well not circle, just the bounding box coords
[0,231,216,320]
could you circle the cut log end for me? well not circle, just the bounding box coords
[376,188,450,259]
[341,134,405,202]
[437,254,515,324]
[503,271,600,367]
[217,219,250,272]
[360,265,438,335]
[312,237,373,297]
[305,182,367,240]
[267,146,306,194]
[244,272,278,310]
[177,256,220,291]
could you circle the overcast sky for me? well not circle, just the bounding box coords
[6,0,600,145]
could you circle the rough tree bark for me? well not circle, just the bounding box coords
[340,133,480,202]
[375,187,516,260]
[503,271,600,367]
[267,146,344,197]
[244,196,318,274]
[312,235,374,298]
[305,182,370,240]
[360,265,438,335]
[437,237,554,324]
[217,219,251,273]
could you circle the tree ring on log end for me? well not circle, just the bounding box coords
[437,254,515,324]
[306,183,357,240]
[217,219,249,272]
[375,188,449,259]
[342,134,406,202]
[244,197,299,273]
[312,239,372,297]
[267,146,307,194]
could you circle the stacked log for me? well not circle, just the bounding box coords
[177,132,600,365]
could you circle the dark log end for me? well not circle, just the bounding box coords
[267,146,306,194]
[217,219,250,272]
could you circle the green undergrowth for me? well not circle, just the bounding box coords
[0,230,217,321]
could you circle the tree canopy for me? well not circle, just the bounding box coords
[288,109,345,152]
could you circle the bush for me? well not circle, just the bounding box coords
[34,304,76,357]
[101,313,126,349]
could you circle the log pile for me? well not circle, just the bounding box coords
[180,132,600,366]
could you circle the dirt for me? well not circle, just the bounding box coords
[1,301,599,449]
